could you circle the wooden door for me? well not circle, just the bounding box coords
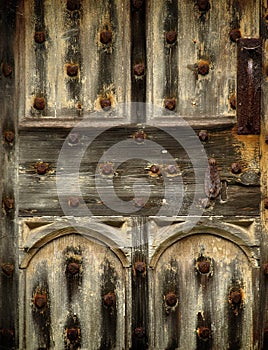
[0,1,267,349]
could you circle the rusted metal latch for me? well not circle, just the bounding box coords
[237,38,262,135]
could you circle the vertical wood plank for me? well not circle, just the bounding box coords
[0,1,18,348]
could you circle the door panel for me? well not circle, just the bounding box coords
[152,233,254,349]
[22,234,126,350]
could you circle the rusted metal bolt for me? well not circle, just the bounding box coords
[134,327,145,338]
[4,130,15,143]
[68,132,79,145]
[208,158,216,166]
[34,293,47,309]
[167,164,177,175]
[133,63,145,77]
[197,260,211,274]
[100,98,111,111]
[231,162,242,174]
[100,30,112,44]
[34,97,45,110]
[3,197,14,210]
[133,130,146,143]
[164,98,176,111]
[103,292,116,307]
[34,31,46,43]
[165,292,177,307]
[66,64,78,77]
[133,197,146,208]
[198,326,210,340]
[67,328,79,341]
[230,291,242,304]
[67,262,80,275]
[264,198,268,210]
[197,0,210,11]
[36,162,49,175]
[150,164,160,175]
[132,0,143,9]
[263,263,268,275]
[134,261,146,274]
[166,30,177,44]
[67,0,81,11]
[229,29,241,42]
[198,130,208,142]
[2,63,12,77]
[197,60,210,75]
[100,163,114,176]
[68,197,80,208]
[230,94,236,109]
[1,263,14,276]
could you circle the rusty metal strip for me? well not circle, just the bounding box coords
[237,38,262,135]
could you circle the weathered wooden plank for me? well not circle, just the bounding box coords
[0,1,19,348]
[18,127,260,217]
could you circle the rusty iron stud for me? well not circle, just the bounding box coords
[100,163,114,176]
[164,98,176,111]
[133,63,145,77]
[132,0,143,9]
[230,94,236,109]
[230,291,242,304]
[4,130,15,143]
[36,162,49,175]
[3,197,14,210]
[1,263,14,276]
[133,130,146,143]
[34,293,47,309]
[134,327,145,338]
[67,262,80,275]
[33,97,45,110]
[198,326,211,340]
[134,261,146,274]
[2,63,12,77]
[264,198,268,210]
[100,98,111,110]
[68,132,79,145]
[67,328,79,341]
[166,165,177,175]
[103,292,116,307]
[66,64,78,77]
[165,292,177,307]
[150,164,160,175]
[166,30,177,44]
[197,0,210,11]
[100,30,112,44]
[208,158,216,166]
[34,31,46,43]
[198,130,208,142]
[263,263,268,275]
[197,60,209,75]
[197,260,211,274]
[231,162,242,174]
[133,197,146,208]
[68,197,80,208]
[67,0,81,11]
[229,29,241,42]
